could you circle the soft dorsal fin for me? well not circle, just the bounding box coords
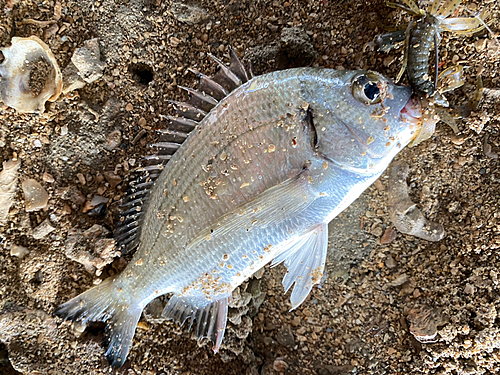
[115,49,253,255]
[271,223,328,310]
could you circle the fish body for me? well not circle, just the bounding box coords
[56,61,424,367]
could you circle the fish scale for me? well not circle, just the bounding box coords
[133,72,315,296]
[55,54,427,367]
[141,72,311,253]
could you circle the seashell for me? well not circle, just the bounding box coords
[0,36,62,113]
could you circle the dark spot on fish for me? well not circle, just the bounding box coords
[303,105,317,149]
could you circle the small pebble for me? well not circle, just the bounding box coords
[371,225,383,237]
[138,117,147,128]
[390,274,408,287]
[93,195,109,205]
[42,172,55,183]
[273,358,288,372]
[32,219,56,239]
[474,39,487,52]
[62,204,72,215]
[71,38,104,84]
[104,171,122,189]
[464,284,474,295]
[276,325,295,348]
[76,173,86,185]
[170,2,209,25]
[169,36,181,47]
[380,227,396,244]
[10,245,30,259]
[95,173,104,183]
[105,130,122,151]
[385,255,397,269]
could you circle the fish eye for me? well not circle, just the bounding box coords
[364,82,380,101]
[351,72,384,105]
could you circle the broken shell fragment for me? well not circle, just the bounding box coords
[0,36,62,113]
[10,245,30,259]
[0,158,21,223]
[387,161,445,241]
[62,38,104,94]
[407,307,447,344]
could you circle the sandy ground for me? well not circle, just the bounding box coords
[1,0,500,374]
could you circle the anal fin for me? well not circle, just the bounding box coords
[272,223,328,310]
[162,295,229,353]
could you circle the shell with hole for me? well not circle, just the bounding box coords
[0,36,62,113]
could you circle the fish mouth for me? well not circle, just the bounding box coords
[402,95,438,147]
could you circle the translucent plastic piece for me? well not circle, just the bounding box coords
[387,161,445,241]
[0,36,62,113]
[406,97,439,147]
[437,65,465,94]
[22,178,49,212]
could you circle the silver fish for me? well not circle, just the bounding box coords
[56,51,427,367]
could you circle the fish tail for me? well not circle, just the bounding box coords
[54,277,141,367]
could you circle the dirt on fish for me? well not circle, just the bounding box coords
[0,0,499,374]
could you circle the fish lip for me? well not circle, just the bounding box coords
[401,94,422,121]
[403,95,437,147]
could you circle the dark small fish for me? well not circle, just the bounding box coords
[377,0,491,98]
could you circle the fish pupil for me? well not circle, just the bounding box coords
[364,82,380,101]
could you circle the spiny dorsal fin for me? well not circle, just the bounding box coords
[187,69,228,101]
[229,47,253,83]
[115,49,252,255]
[168,100,207,121]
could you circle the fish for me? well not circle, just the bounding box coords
[55,50,429,367]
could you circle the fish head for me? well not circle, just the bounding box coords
[312,70,431,174]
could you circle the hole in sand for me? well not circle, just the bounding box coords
[0,343,21,374]
[131,63,154,85]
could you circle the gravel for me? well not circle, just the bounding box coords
[0,0,499,374]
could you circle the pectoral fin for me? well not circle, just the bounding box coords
[186,169,318,250]
[271,222,328,310]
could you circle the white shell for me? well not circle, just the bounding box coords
[0,36,62,113]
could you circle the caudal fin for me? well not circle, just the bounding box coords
[54,277,142,367]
